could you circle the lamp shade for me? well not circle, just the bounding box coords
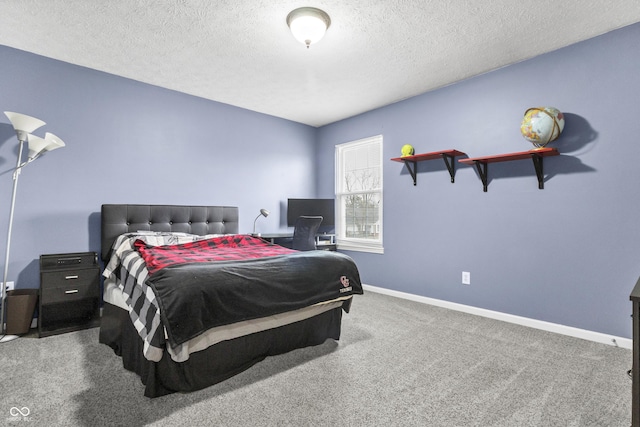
[4,111,46,136]
[27,133,65,160]
[286,7,331,48]
[43,132,66,152]
[259,208,270,218]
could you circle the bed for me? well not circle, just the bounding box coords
[98,204,362,397]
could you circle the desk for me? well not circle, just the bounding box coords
[631,278,640,427]
[258,233,293,243]
[257,233,336,251]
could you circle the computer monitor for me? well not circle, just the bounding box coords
[287,198,335,232]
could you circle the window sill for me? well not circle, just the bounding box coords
[336,240,384,254]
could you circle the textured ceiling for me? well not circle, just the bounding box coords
[1,1,639,127]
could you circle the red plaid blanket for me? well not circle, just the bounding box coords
[134,234,296,275]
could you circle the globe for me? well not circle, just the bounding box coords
[401,144,415,157]
[520,107,565,148]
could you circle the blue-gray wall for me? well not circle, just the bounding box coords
[0,45,316,289]
[317,23,640,339]
[2,22,639,339]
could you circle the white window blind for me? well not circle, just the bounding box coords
[335,135,383,254]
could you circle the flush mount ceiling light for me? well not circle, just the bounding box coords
[286,7,331,48]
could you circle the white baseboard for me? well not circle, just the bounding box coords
[363,284,633,350]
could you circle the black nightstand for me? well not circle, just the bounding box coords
[38,252,100,337]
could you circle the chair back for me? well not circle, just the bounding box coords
[292,216,323,251]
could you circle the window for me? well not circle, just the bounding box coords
[335,135,383,254]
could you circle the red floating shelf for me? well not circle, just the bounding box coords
[458,147,559,192]
[458,147,559,165]
[391,149,467,186]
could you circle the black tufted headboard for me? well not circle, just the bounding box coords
[100,204,239,262]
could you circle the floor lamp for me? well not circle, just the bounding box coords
[1,112,65,343]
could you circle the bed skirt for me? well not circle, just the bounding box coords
[98,302,343,397]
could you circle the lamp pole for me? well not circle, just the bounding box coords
[1,138,25,342]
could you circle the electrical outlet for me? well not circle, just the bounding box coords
[462,272,471,285]
[3,281,15,291]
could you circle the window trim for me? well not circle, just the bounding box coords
[335,135,383,254]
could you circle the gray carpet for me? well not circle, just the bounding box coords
[0,290,632,426]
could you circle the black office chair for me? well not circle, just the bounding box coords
[292,216,323,251]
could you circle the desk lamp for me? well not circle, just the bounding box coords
[252,209,269,235]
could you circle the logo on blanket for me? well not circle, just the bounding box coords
[339,275,352,293]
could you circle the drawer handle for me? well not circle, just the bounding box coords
[65,275,79,280]
[64,289,79,294]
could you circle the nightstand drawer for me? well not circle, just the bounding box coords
[40,252,97,271]
[40,270,99,304]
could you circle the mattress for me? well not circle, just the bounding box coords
[103,278,351,362]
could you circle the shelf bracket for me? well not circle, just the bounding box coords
[473,161,489,192]
[441,153,456,183]
[402,159,418,186]
[531,153,545,189]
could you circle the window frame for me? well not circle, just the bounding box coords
[334,135,384,254]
